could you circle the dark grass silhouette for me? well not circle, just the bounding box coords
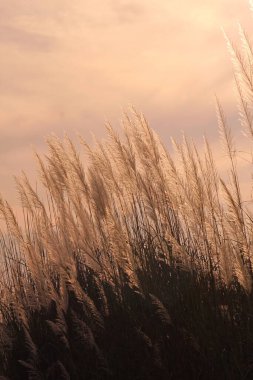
[1,248,253,380]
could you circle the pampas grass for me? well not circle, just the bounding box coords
[2,7,253,380]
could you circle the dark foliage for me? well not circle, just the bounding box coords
[1,241,253,380]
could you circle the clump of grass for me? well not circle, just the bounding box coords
[2,6,253,380]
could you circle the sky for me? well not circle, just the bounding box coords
[0,0,253,212]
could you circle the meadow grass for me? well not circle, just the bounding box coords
[1,13,253,380]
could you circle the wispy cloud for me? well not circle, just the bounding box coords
[0,0,252,206]
[0,25,56,50]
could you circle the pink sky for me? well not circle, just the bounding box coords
[0,0,253,210]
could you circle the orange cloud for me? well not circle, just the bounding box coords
[0,0,252,209]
